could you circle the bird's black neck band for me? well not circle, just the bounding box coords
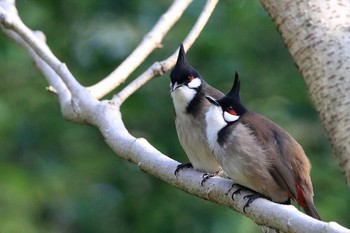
[186,87,203,116]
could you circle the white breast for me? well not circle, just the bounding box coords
[205,105,227,152]
[171,85,196,112]
[205,106,266,190]
[171,87,221,173]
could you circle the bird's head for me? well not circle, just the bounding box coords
[206,72,247,123]
[170,44,202,94]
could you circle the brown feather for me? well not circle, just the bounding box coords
[238,112,321,219]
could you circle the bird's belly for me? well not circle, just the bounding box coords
[213,138,290,202]
[215,145,255,190]
[176,114,221,173]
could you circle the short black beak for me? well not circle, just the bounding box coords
[205,95,220,106]
[171,82,181,92]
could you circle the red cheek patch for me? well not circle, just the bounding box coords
[189,76,195,82]
[228,109,237,115]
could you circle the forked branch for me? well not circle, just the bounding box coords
[114,0,219,104]
[87,0,193,99]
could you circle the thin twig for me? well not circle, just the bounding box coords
[0,6,82,95]
[0,4,99,122]
[87,0,193,99]
[113,0,219,105]
[1,19,70,105]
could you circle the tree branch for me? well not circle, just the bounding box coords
[114,0,219,105]
[87,0,193,99]
[1,0,349,232]
[0,7,80,94]
[259,0,350,189]
[0,2,98,123]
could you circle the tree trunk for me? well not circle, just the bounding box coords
[260,0,350,189]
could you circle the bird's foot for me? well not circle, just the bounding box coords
[243,192,269,213]
[174,162,193,176]
[200,169,222,186]
[226,183,249,200]
[224,183,240,196]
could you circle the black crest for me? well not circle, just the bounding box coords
[170,44,201,85]
[216,71,247,116]
[175,44,187,70]
[227,71,241,101]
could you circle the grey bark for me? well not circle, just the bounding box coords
[260,0,350,189]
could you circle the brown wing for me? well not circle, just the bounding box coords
[240,112,303,199]
[241,112,320,219]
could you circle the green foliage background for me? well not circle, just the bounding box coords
[0,1,349,232]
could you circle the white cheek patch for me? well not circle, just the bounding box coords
[223,111,240,122]
[188,78,201,89]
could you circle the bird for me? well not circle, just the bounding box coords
[170,44,223,178]
[204,72,321,220]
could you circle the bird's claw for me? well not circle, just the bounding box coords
[174,162,193,176]
[225,183,244,199]
[200,169,223,186]
[200,173,215,186]
[242,192,265,213]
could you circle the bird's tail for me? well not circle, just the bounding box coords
[303,202,321,220]
[296,183,321,220]
[303,198,321,220]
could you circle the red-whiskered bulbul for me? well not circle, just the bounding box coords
[170,44,223,176]
[205,72,321,220]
